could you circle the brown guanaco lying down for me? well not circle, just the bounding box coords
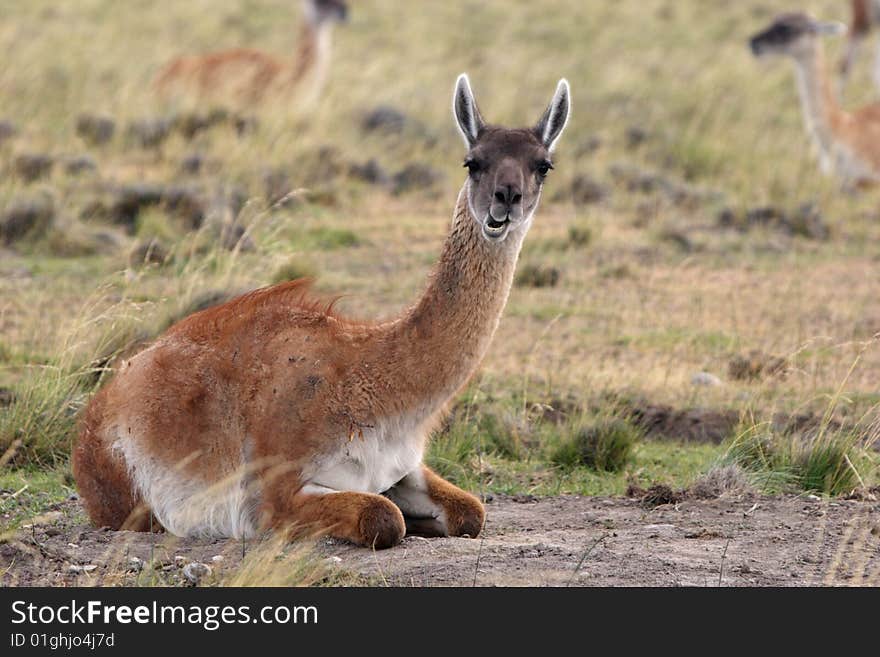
[750,12,880,188]
[154,0,348,106]
[73,74,572,549]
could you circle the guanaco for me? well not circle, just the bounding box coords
[73,74,571,549]
[750,12,880,187]
[154,0,348,106]
[839,0,880,94]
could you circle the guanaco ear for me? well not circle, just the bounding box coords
[813,21,847,37]
[453,73,484,148]
[534,79,571,152]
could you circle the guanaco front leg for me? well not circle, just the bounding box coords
[385,466,485,539]
[265,484,406,549]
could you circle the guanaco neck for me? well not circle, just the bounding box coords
[792,42,846,160]
[288,20,333,92]
[375,183,528,413]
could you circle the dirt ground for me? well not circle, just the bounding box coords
[2,494,878,587]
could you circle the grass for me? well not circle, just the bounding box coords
[427,399,723,496]
[549,417,640,473]
[2,0,880,586]
[723,421,873,496]
[0,466,72,536]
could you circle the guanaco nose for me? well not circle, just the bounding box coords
[494,185,522,207]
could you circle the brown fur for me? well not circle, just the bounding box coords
[840,0,880,87]
[154,0,344,105]
[72,389,158,532]
[752,13,880,184]
[73,76,569,548]
[851,0,873,37]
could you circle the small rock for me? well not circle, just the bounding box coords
[182,562,211,585]
[210,555,224,563]
[806,494,822,502]
[75,114,115,146]
[127,557,144,572]
[691,372,722,387]
[325,556,342,564]
[14,153,54,182]
[67,564,97,574]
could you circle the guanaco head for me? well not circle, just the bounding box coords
[303,0,348,26]
[453,74,570,244]
[749,13,846,61]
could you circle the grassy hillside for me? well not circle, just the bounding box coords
[1,0,878,520]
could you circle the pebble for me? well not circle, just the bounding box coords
[691,372,723,387]
[68,564,97,574]
[182,562,212,585]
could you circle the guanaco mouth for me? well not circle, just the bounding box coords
[482,216,510,240]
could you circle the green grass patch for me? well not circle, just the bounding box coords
[300,227,361,250]
[428,396,723,496]
[0,466,72,534]
[723,421,875,496]
[549,417,640,472]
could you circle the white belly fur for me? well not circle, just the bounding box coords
[307,411,429,494]
[112,407,431,537]
[112,429,258,539]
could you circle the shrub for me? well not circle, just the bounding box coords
[515,264,560,288]
[551,417,639,472]
[272,257,317,284]
[724,422,864,496]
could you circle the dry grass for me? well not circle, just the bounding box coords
[1,0,879,541]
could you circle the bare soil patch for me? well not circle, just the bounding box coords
[2,494,878,587]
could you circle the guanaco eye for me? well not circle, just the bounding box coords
[464,159,482,176]
[536,160,553,177]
